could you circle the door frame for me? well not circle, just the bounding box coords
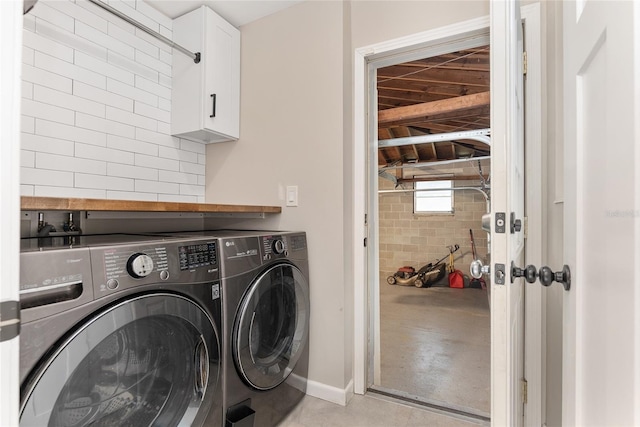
[352,3,544,422]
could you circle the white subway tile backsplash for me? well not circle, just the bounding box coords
[135,75,170,100]
[73,81,133,112]
[107,163,158,180]
[107,78,157,107]
[135,50,171,77]
[135,153,179,171]
[106,190,157,201]
[36,19,108,61]
[135,179,179,194]
[22,81,34,99]
[21,167,74,187]
[158,98,170,112]
[180,139,206,155]
[21,150,36,168]
[35,51,106,89]
[34,185,107,199]
[75,173,134,191]
[107,134,158,156]
[76,142,135,164]
[135,128,177,147]
[36,152,107,175]
[22,133,74,156]
[76,21,134,59]
[23,46,35,66]
[108,22,159,58]
[134,101,170,123]
[159,146,198,163]
[31,1,75,33]
[23,28,74,63]
[22,116,36,134]
[53,0,109,33]
[159,170,198,185]
[23,14,36,32]
[106,106,157,131]
[180,161,205,176]
[23,64,73,93]
[20,0,205,202]
[156,121,170,135]
[36,118,107,147]
[134,0,172,29]
[21,185,35,196]
[180,184,205,197]
[76,51,134,86]
[76,112,135,139]
[34,85,106,118]
[22,98,75,125]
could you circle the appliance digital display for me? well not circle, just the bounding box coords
[179,242,217,270]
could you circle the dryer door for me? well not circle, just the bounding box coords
[233,262,310,390]
[20,294,220,427]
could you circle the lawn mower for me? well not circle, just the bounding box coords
[386,244,460,288]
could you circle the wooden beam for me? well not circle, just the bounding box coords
[378,91,490,124]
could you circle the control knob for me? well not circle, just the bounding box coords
[127,253,154,278]
[273,239,286,255]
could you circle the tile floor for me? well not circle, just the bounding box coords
[277,393,488,427]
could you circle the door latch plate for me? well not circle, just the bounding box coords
[495,263,506,285]
[495,212,506,234]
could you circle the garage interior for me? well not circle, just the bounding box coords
[374,45,492,419]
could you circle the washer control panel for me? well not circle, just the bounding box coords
[91,238,219,298]
[261,235,287,261]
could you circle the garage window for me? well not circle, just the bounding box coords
[414,180,453,213]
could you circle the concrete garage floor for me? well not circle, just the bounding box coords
[377,280,491,419]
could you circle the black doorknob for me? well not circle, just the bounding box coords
[538,265,571,291]
[511,262,538,283]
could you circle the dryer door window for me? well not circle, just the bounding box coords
[233,262,310,390]
[20,294,220,427]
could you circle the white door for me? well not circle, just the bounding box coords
[490,1,526,425]
[563,1,640,425]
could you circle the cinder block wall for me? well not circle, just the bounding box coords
[378,164,490,285]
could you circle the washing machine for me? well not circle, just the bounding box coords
[215,231,310,427]
[19,233,224,427]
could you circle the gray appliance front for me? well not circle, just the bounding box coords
[20,293,219,427]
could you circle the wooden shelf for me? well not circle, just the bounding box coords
[21,196,281,214]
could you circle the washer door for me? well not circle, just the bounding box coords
[233,262,309,390]
[20,294,220,427]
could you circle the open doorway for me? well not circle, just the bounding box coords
[370,46,492,420]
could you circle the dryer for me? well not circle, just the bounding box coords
[19,234,224,427]
[216,231,310,427]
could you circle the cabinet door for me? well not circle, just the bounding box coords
[203,9,240,140]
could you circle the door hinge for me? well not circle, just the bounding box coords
[523,51,528,76]
[364,213,368,226]
[521,378,528,404]
[364,237,368,247]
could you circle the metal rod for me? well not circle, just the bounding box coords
[378,128,491,148]
[378,186,490,201]
[380,156,491,170]
[87,0,201,63]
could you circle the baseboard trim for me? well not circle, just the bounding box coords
[305,378,354,406]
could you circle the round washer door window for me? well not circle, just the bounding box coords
[233,262,309,390]
[20,294,220,427]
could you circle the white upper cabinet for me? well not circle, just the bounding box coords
[171,6,240,143]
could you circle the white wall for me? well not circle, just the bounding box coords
[204,0,490,402]
[20,0,207,202]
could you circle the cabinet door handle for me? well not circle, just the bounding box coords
[210,93,216,118]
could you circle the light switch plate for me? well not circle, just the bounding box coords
[286,185,298,207]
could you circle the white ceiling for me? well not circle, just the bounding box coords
[146,0,305,27]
